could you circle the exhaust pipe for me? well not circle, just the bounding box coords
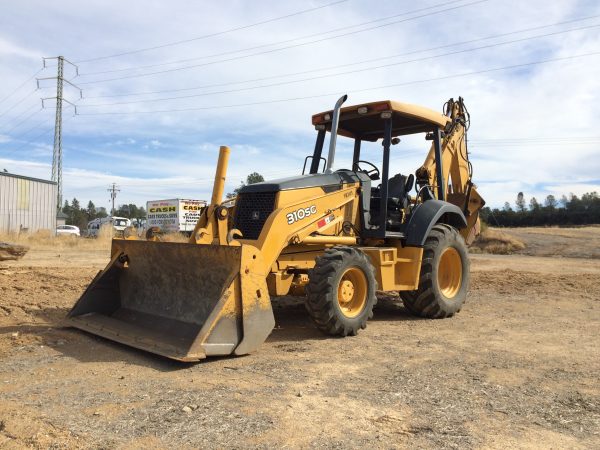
[325,94,348,173]
[210,146,230,206]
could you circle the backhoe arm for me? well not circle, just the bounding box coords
[415,98,485,243]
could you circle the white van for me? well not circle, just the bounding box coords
[86,216,132,237]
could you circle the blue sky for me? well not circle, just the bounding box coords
[0,0,599,209]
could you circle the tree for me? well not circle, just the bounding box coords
[515,192,526,212]
[560,195,569,207]
[67,198,88,229]
[62,199,71,218]
[86,201,96,220]
[115,203,146,219]
[529,197,540,211]
[246,172,264,185]
[503,202,512,212]
[544,195,557,210]
[227,172,265,198]
[96,207,108,218]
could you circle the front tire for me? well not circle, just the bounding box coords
[401,224,469,318]
[305,247,377,336]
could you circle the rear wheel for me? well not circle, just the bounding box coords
[401,224,469,318]
[305,247,377,336]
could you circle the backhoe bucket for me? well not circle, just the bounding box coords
[67,239,274,361]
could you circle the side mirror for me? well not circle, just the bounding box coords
[405,174,415,192]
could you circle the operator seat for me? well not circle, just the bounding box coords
[368,173,414,229]
[387,173,411,209]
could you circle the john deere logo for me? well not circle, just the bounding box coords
[252,211,260,220]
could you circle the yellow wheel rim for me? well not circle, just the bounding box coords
[438,247,462,298]
[337,267,368,318]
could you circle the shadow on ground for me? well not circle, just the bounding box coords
[2,294,420,367]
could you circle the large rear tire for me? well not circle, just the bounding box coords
[401,224,469,318]
[305,247,377,336]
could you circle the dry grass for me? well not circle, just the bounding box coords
[1,230,105,251]
[0,226,190,252]
[160,232,189,243]
[471,229,526,255]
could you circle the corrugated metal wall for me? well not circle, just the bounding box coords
[0,173,57,233]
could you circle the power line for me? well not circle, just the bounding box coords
[77,0,489,84]
[2,107,43,135]
[472,142,600,147]
[0,89,39,119]
[0,125,55,159]
[0,113,76,161]
[85,14,600,99]
[4,111,53,142]
[80,24,600,107]
[79,0,471,77]
[74,0,350,63]
[0,69,43,106]
[469,136,600,142]
[0,102,39,132]
[76,51,600,116]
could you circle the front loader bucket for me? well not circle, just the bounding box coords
[67,240,274,361]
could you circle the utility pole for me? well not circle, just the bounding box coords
[37,56,82,211]
[108,183,120,216]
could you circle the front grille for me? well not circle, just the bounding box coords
[233,192,277,240]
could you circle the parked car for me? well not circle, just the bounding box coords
[56,225,80,237]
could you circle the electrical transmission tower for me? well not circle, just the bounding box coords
[108,183,120,216]
[37,56,82,211]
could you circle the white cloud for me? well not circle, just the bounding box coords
[0,0,599,208]
[0,37,42,60]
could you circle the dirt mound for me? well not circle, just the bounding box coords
[471,229,525,254]
[504,226,600,259]
[0,242,29,261]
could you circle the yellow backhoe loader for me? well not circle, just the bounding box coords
[67,95,484,361]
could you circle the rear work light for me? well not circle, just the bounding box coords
[313,113,332,125]
[371,102,391,112]
[357,106,368,114]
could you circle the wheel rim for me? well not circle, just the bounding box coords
[438,247,462,298]
[337,267,368,318]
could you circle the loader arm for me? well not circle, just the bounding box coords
[415,97,485,243]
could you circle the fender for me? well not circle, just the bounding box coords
[404,200,467,247]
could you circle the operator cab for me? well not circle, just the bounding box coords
[308,99,451,238]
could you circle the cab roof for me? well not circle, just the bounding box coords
[312,100,450,141]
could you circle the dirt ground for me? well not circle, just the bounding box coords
[0,228,599,449]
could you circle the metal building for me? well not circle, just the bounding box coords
[0,172,57,233]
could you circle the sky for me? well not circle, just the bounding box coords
[0,0,599,211]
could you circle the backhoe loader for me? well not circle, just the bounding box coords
[67,95,484,361]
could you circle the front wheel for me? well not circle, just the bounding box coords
[401,224,470,318]
[305,247,377,336]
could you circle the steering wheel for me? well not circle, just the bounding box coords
[354,160,380,180]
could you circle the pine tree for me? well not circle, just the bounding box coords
[544,195,557,210]
[515,192,526,212]
[529,197,540,211]
[86,201,96,220]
